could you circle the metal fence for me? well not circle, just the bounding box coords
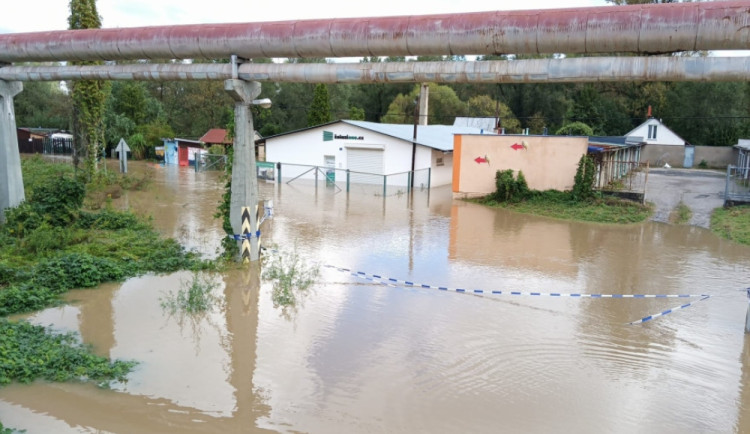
[724,165,750,206]
[271,162,431,197]
[596,160,649,201]
[18,137,74,155]
[195,153,228,172]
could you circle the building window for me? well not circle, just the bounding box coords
[436,157,444,167]
[648,124,657,140]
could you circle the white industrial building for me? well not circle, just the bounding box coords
[260,120,488,188]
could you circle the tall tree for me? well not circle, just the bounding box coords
[69,0,108,177]
[13,80,72,130]
[381,83,468,125]
[307,83,332,126]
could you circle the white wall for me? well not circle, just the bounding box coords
[628,119,685,146]
[265,122,452,187]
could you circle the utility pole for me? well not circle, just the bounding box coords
[225,77,262,262]
[410,84,429,189]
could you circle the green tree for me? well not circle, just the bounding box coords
[661,81,749,146]
[13,80,72,130]
[556,122,594,136]
[381,83,467,125]
[467,95,521,133]
[69,0,108,178]
[307,83,332,126]
[348,106,366,121]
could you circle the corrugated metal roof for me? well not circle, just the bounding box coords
[736,139,750,151]
[453,117,498,131]
[342,120,487,152]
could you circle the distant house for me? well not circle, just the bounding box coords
[16,128,73,154]
[627,117,688,167]
[260,120,487,188]
[453,117,500,133]
[199,128,232,149]
[159,138,204,166]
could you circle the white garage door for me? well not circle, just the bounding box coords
[347,148,384,184]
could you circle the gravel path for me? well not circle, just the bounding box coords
[644,168,726,228]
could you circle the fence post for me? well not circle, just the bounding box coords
[383,174,387,197]
[725,165,732,205]
[346,169,350,193]
[315,165,318,188]
[276,162,281,184]
[407,171,412,193]
[427,167,431,189]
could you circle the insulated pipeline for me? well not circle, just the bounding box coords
[0,1,749,62]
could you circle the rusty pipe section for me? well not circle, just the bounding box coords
[1,2,749,62]
[2,57,749,83]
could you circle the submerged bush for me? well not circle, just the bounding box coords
[161,272,222,314]
[0,319,136,386]
[262,248,319,309]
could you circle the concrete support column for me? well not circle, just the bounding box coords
[0,80,24,225]
[418,83,429,126]
[225,79,261,261]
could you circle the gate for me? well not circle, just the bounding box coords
[724,165,750,206]
[683,144,695,168]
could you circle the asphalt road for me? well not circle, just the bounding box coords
[644,168,726,228]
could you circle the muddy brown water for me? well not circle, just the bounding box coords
[2,161,750,433]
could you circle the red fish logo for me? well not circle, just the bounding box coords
[474,155,490,164]
[510,141,528,151]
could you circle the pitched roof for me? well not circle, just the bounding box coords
[342,120,486,152]
[261,120,487,152]
[200,128,231,145]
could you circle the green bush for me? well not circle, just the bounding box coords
[493,169,529,203]
[0,319,135,386]
[556,122,594,136]
[572,154,597,202]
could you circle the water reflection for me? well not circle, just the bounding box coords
[2,162,750,432]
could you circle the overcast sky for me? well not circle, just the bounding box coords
[1,0,609,34]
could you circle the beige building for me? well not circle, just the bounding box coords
[452,134,589,199]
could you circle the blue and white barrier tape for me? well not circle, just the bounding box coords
[229,231,261,241]
[323,265,711,325]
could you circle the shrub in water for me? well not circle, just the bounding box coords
[0,319,136,386]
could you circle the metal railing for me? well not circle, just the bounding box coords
[274,162,431,197]
[596,160,649,193]
[195,153,228,172]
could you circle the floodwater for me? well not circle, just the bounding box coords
[2,161,750,433]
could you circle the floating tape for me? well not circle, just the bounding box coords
[323,265,711,325]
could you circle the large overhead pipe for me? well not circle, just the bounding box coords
[2,57,749,83]
[0,2,748,63]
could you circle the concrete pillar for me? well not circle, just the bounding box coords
[418,83,429,126]
[224,79,261,261]
[0,80,24,225]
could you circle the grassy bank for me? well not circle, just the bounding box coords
[471,190,652,224]
[710,205,750,246]
[0,156,211,388]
